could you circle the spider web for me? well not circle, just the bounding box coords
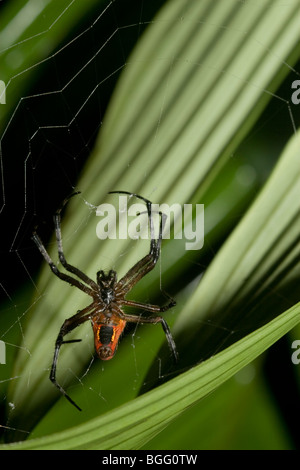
[0,0,299,444]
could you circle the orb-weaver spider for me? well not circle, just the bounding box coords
[32,191,177,411]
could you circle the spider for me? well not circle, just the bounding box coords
[32,191,177,411]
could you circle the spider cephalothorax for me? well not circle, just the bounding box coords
[32,191,177,411]
[96,269,117,305]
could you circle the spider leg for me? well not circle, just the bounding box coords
[119,309,178,362]
[122,298,176,313]
[109,190,162,258]
[54,193,98,291]
[112,192,166,293]
[32,231,94,296]
[50,303,95,411]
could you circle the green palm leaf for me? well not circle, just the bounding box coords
[1,0,299,448]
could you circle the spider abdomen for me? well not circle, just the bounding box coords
[99,326,114,345]
[92,317,127,361]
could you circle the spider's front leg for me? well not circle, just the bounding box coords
[111,191,168,293]
[53,192,98,291]
[50,304,94,411]
[32,231,94,296]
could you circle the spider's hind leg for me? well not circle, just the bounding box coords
[49,303,95,411]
